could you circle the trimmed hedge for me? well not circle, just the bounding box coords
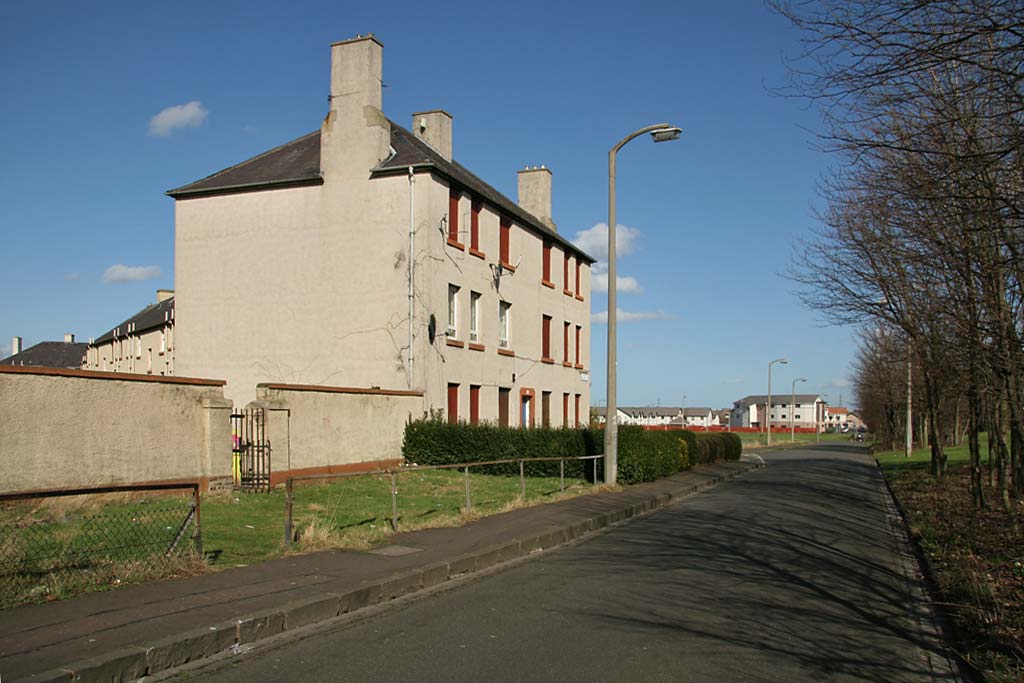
[693,432,743,464]
[402,417,727,485]
[614,427,690,484]
[402,418,592,478]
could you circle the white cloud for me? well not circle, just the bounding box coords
[64,272,80,282]
[591,273,643,294]
[571,223,641,262]
[149,101,208,137]
[592,308,675,324]
[102,264,163,283]
[574,223,645,294]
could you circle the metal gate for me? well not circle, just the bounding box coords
[231,408,271,493]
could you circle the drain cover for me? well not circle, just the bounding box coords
[367,545,423,557]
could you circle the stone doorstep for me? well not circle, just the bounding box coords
[19,464,759,683]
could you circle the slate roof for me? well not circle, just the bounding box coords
[166,121,596,265]
[93,297,174,344]
[734,394,823,407]
[1,342,88,369]
[682,407,713,416]
[166,132,322,198]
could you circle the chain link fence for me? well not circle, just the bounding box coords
[0,483,202,608]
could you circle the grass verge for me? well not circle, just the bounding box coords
[877,435,1024,682]
[2,467,600,607]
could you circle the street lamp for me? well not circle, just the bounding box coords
[818,393,829,443]
[790,377,806,442]
[605,123,682,485]
[765,358,788,447]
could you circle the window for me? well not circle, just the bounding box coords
[470,291,480,342]
[563,253,570,292]
[470,200,481,253]
[160,332,166,354]
[448,189,460,244]
[795,414,801,420]
[499,301,510,347]
[563,393,570,427]
[470,385,480,425]
[575,325,581,366]
[541,315,552,361]
[447,383,459,424]
[542,240,553,285]
[574,394,581,427]
[500,217,511,265]
[575,260,581,297]
[542,391,551,428]
[498,387,511,427]
[447,284,459,336]
[563,322,570,363]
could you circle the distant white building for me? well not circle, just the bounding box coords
[593,406,682,426]
[731,394,827,430]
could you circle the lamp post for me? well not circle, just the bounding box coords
[765,358,788,447]
[790,377,806,442]
[604,123,682,485]
[817,393,829,443]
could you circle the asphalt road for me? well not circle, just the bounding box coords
[174,444,957,682]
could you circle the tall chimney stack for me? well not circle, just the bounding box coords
[64,333,75,344]
[517,166,556,231]
[157,289,174,303]
[321,34,390,179]
[412,110,453,162]
[11,336,22,356]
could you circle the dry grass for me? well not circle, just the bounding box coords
[886,465,1024,682]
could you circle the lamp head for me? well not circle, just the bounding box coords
[650,126,682,143]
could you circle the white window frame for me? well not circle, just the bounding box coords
[448,284,459,337]
[499,301,510,348]
[470,291,480,342]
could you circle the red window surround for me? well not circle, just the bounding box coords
[541,315,553,362]
[447,383,459,424]
[575,325,582,368]
[469,200,484,258]
[563,254,572,295]
[575,261,582,300]
[542,241,554,287]
[469,385,480,425]
[574,394,581,428]
[500,217,511,267]
[448,190,463,249]
[563,393,570,427]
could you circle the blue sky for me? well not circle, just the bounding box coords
[0,0,858,409]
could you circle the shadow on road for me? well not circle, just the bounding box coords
[538,447,954,682]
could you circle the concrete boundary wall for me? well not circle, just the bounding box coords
[0,365,232,492]
[252,383,426,484]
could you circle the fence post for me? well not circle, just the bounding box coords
[593,457,597,485]
[192,484,203,557]
[560,459,565,493]
[390,472,399,532]
[519,460,525,502]
[284,478,294,548]
[464,466,472,513]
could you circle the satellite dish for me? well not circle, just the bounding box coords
[428,314,437,344]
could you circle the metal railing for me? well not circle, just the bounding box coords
[0,482,202,608]
[283,455,604,547]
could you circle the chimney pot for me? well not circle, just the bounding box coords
[11,336,22,356]
[411,110,453,162]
